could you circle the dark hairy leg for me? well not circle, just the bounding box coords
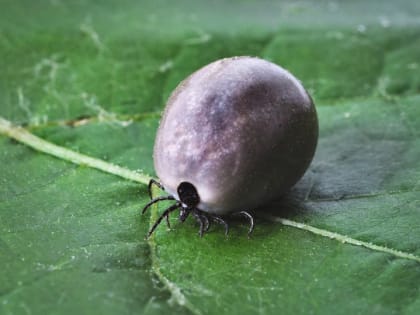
[165,213,171,228]
[192,211,206,237]
[237,211,254,237]
[147,179,165,199]
[209,215,229,235]
[147,203,181,238]
[201,213,210,232]
[141,195,175,214]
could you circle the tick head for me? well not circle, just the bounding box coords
[177,181,200,209]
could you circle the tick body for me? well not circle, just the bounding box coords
[143,56,318,237]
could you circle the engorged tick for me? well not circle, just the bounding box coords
[142,56,318,237]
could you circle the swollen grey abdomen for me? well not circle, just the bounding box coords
[154,57,318,215]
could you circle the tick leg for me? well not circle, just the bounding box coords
[147,203,180,238]
[147,179,165,199]
[141,196,175,214]
[237,211,255,237]
[201,213,210,232]
[165,213,171,228]
[192,212,206,237]
[210,215,229,235]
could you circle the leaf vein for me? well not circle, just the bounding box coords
[0,116,418,271]
[263,215,420,263]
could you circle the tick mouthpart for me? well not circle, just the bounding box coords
[179,208,190,222]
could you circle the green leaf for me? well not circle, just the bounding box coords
[1,1,420,315]
[150,96,420,315]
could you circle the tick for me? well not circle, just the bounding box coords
[142,56,318,237]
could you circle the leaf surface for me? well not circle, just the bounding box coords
[1,1,419,315]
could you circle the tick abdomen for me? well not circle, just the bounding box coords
[154,57,318,214]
